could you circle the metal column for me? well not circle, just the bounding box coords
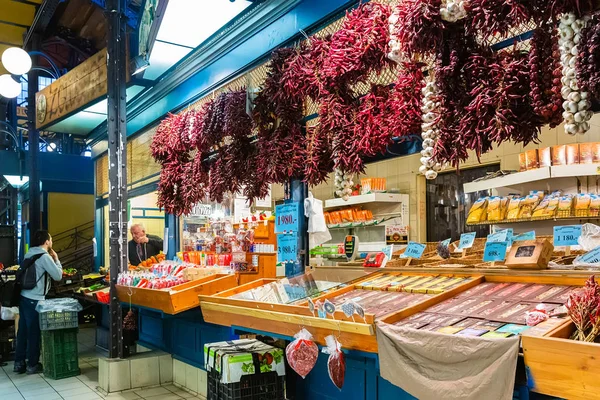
[27,35,41,236]
[106,0,128,359]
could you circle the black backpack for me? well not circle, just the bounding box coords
[0,254,44,307]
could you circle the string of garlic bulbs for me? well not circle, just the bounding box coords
[419,80,443,180]
[559,12,593,135]
[387,9,402,63]
[440,0,467,22]
[334,168,354,201]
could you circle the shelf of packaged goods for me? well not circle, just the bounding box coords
[550,163,600,178]
[466,214,600,226]
[199,272,483,353]
[115,274,237,314]
[463,168,551,194]
[324,193,408,209]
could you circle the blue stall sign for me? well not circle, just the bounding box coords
[554,225,582,247]
[579,246,600,264]
[277,234,298,263]
[275,202,300,233]
[488,230,509,243]
[483,241,508,262]
[513,231,536,242]
[441,238,451,247]
[458,232,476,250]
[400,242,426,259]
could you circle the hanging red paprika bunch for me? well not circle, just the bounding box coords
[255,123,307,184]
[355,84,394,157]
[390,0,445,61]
[157,156,190,216]
[577,13,600,101]
[304,125,334,187]
[388,62,426,138]
[322,2,392,85]
[182,152,210,211]
[280,37,331,102]
[151,111,197,163]
[465,0,534,39]
[529,22,563,128]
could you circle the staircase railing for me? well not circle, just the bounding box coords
[51,220,95,274]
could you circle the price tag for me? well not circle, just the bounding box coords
[553,225,582,247]
[400,242,426,259]
[458,232,476,250]
[277,234,297,263]
[441,238,451,247]
[381,245,394,260]
[483,241,508,262]
[275,202,299,233]
[513,231,536,242]
[579,246,600,264]
[488,229,509,243]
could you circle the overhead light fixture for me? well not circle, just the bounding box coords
[2,47,32,75]
[48,142,56,151]
[3,175,29,187]
[130,55,150,75]
[0,74,21,98]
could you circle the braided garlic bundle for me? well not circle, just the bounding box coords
[419,80,443,180]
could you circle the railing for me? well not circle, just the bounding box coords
[51,220,95,274]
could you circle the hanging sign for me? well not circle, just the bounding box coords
[483,241,509,262]
[513,231,536,242]
[553,225,582,247]
[578,246,600,264]
[400,242,426,259]
[275,202,300,234]
[458,232,476,250]
[277,234,298,263]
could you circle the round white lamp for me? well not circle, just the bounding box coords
[0,74,21,98]
[2,47,32,75]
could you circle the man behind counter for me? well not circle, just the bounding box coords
[128,223,163,266]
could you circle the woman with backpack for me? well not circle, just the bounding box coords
[13,230,63,375]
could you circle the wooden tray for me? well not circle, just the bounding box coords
[116,273,237,314]
[199,272,482,352]
[522,319,600,399]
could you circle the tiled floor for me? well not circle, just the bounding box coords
[0,327,204,400]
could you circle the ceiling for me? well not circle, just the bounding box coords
[0,0,41,75]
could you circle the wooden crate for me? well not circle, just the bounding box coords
[116,273,237,314]
[199,272,482,352]
[522,320,600,399]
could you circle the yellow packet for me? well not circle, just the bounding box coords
[518,195,541,219]
[532,197,550,218]
[487,197,502,221]
[467,197,488,224]
[506,198,522,220]
[543,197,560,217]
[591,195,600,217]
[557,196,573,213]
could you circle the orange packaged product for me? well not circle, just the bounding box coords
[580,143,595,164]
[324,212,331,225]
[518,153,527,171]
[566,144,579,164]
[539,147,552,168]
[593,143,600,163]
[525,149,539,170]
[330,211,341,225]
[552,145,567,165]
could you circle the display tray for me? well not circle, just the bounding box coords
[385,275,587,340]
[199,272,482,352]
[522,320,600,399]
[116,273,237,314]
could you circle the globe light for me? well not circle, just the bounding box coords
[0,74,21,98]
[2,47,32,75]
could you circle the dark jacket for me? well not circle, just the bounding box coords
[128,235,163,266]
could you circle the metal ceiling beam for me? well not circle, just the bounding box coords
[23,0,61,48]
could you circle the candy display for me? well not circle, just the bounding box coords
[286,328,319,379]
[117,261,222,290]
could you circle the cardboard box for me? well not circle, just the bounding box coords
[519,153,527,171]
[539,147,552,168]
[552,145,567,166]
[580,143,595,164]
[525,149,539,170]
[566,144,580,165]
[505,239,554,269]
[593,142,600,163]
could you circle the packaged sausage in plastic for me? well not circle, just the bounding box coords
[323,335,346,390]
[286,328,319,378]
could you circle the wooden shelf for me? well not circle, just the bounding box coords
[324,193,408,209]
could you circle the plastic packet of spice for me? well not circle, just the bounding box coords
[322,335,345,390]
[285,328,319,379]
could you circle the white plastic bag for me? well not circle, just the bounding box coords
[1,306,18,321]
[578,223,600,251]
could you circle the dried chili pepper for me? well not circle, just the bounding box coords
[390,0,445,60]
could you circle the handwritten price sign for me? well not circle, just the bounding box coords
[275,202,299,233]
[554,225,582,247]
[513,231,536,242]
[400,242,426,259]
[483,241,508,262]
[277,234,298,263]
[579,246,600,264]
[458,232,476,250]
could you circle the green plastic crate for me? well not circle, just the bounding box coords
[41,328,80,380]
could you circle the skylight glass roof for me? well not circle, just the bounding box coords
[144,0,252,80]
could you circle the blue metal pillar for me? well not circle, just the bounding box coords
[165,213,179,260]
[286,179,308,277]
[94,206,104,271]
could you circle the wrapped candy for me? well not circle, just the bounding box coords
[322,335,346,390]
[525,304,550,326]
[286,328,319,378]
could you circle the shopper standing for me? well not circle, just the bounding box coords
[128,223,163,266]
[14,230,63,374]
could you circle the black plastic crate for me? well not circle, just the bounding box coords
[207,368,285,400]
